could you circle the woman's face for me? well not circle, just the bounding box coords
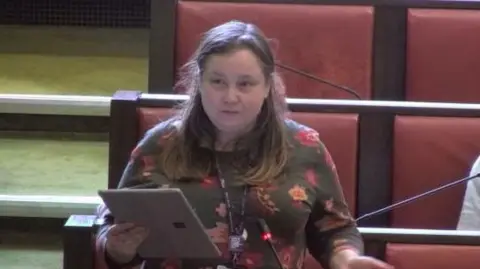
[200,48,269,137]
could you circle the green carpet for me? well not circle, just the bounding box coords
[0,231,62,269]
[0,25,144,267]
[0,25,148,96]
[0,25,137,194]
[0,54,147,95]
[0,132,108,196]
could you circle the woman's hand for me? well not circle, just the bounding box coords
[331,249,394,269]
[105,222,149,264]
[344,256,394,269]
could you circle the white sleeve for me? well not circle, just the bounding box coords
[457,156,480,230]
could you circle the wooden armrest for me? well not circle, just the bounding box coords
[63,215,101,269]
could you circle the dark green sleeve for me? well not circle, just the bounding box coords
[95,123,174,269]
[304,139,364,269]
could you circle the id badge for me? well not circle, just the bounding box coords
[228,235,245,252]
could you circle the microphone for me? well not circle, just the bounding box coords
[256,219,284,269]
[356,173,480,222]
[275,62,362,100]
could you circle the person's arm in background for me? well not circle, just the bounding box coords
[457,155,480,230]
[95,123,175,269]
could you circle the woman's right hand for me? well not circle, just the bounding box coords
[105,222,149,264]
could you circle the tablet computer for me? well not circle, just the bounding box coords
[98,188,222,260]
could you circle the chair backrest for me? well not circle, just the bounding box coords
[391,115,480,229]
[151,0,374,99]
[405,8,480,103]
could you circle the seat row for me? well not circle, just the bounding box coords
[63,90,480,269]
[147,0,480,103]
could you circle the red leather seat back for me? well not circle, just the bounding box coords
[386,243,480,269]
[137,107,177,136]
[391,116,480,229]
[175,1,374,99]
[406,9,480,103]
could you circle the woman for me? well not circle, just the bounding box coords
[95,20,393,269]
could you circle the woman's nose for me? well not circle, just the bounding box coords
[223,87,239,103]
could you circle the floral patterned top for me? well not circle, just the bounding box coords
[95,118,363,269]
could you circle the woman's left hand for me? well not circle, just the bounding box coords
[344,256,394,269]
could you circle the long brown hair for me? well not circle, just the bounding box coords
[159,20,290,185]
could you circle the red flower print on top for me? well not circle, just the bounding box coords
[241,252,264,269]
[201,176,217,189]
[215,203,227,218]
[288,185,308,202]
[314,215,351,232]
[304,169,318,187]
[325,150,337,171]
[324,198,334,212]
[324,198,351,219]
[294,129,320,147]
[279,246,295,268]
[160,258,181,269]
[288,185,308,208]
[253,187,280,215]
[130,146,141,161]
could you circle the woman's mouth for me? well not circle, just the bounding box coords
[221,110,239,114]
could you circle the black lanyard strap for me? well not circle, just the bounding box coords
[215,157,248,268]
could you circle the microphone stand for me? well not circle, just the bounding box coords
[256,219,284,269]
[356,173,480,222]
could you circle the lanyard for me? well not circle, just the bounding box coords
[215,158,248,269]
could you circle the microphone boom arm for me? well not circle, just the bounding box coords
[356,173,480,222]
[275,62,362,100]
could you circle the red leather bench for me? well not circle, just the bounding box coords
[391,115,480,229]
[149,1,480,103]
